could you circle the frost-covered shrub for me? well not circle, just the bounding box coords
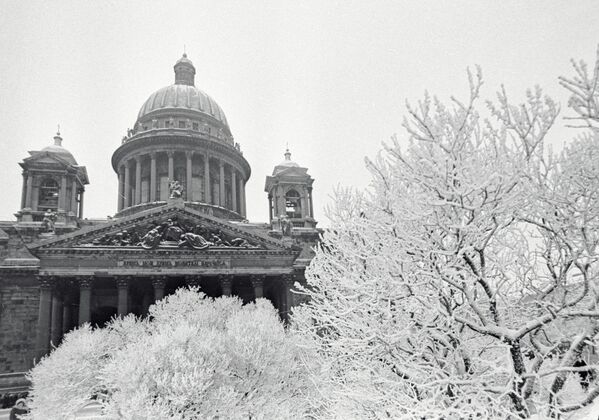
[26,289,316,420]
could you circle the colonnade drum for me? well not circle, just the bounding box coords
[115,150,247,217]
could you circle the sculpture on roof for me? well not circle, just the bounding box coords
[169,180,183,199]
[280,215,292,237]
[41,209,57,233]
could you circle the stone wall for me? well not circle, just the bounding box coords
[0,280,38,373]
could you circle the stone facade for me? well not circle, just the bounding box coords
[0,53,319,404]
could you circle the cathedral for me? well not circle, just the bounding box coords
[0,54,318,400]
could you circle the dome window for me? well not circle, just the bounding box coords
[178,121,186,129]
[192,122,199,131]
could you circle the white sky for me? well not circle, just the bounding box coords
[0,1,597,226]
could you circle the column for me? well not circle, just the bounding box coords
[232,170,238,212]
[268,195,273,221]
[186,151,193,200]
[219,160,225,207]
[278,187,287,218]
[204,154,210,204]
[142,292,152,316]
[117,168,124,211]
[167,151,174,181]
[152,277,166,301]
[135,157,142,205]
[35,276,53,359]
[50,286,63,346]
[220,275,232,296]
[71,180,78,214]
[116,277,129,316]
[78,277,92,325]
[79,191,84,219]
[59,175,68,211]
[240,180,246,217]
[62,294,72,335]
[25,173,33,209]
[124,161,131,208]
[150,153,157,202]
[281,274,295,323]
[308,187,314,218]
[251,275,265,300]
[21,174,27,209]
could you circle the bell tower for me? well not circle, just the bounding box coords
[16,130,89,228]
[264,148,316,233]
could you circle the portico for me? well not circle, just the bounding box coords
[30,202,304,360]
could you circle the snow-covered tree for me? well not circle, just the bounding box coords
[26,289,316,420]
[293,47,599,418]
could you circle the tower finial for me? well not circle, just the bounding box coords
[183,44,186,55]
[57,124,60,136]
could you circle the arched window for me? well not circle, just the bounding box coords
[39,178,59,209]
[285,189,302,219]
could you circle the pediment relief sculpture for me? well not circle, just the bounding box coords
[83,217,262,250]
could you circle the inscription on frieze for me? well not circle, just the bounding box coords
[117,259,229,268]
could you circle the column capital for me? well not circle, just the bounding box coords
[78,276,93,289]
[149,151,157,159]
[218,274,232,283]
[37,275,55,289]
[250,274,265,287]
[218,159,224,168]
[282,274,295,287]
[152,277,166,289]
[116,277,130,289]
[166,150,175,158]
[185,151,194,159]
[134,155,142,163]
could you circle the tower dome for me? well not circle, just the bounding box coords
[41,131,77,165]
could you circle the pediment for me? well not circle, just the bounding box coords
[29,202,295,253]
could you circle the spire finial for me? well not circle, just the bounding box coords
[183,44,186,56]
[57,124,60,136]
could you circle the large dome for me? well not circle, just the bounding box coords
[134,53,230,132]
[137,84,229,128]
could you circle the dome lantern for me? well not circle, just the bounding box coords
[53,130,63,146]
[174,53,196,86]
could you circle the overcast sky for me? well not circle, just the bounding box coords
[0,1,597,225]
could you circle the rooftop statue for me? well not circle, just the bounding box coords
[41,209,57,234]
[169,180,183,199]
